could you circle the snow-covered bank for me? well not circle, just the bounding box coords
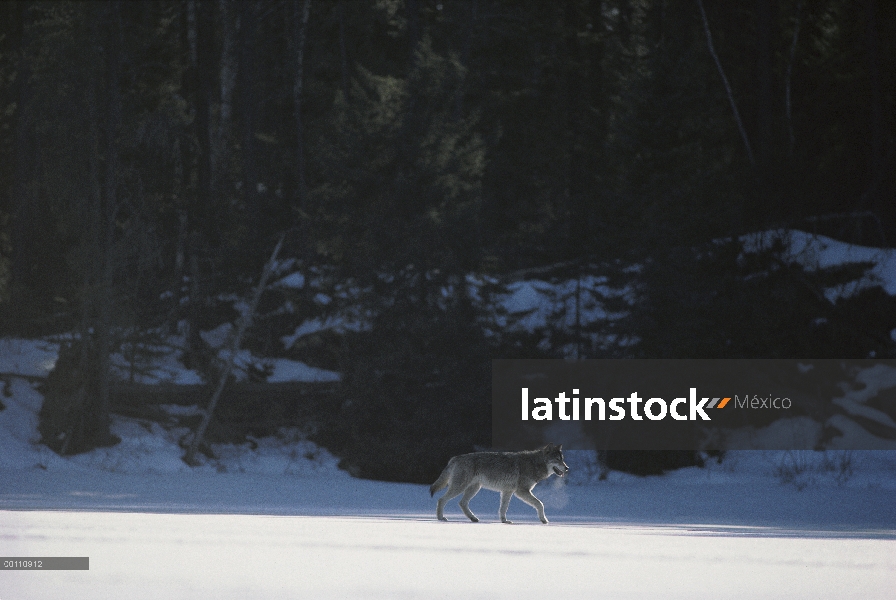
[3,365,896,533]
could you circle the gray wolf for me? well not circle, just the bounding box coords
[429,443,569,524]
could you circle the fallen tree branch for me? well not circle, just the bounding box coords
[183,233,286,465]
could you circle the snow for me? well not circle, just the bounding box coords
[482,229,896,342]
[2,510,894,600]
[0,338,59,378]
[722,416,826,450]
[110,342,205,385]
[134,322,343,383]
[274,270,305,289]
[826,415,896,451]
[1,367,895,597]
[280,315,367,350]
[495,276,632,333]
[247,229,896,360]
[827,363,896,442]
[265,358,341,383]
[741,229,896,302]
[200,322,234,349]
[0,374,342,475]
[2,229,896,596]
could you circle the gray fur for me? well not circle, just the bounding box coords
[430,443,569,524]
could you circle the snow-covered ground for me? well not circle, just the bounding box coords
[3,510,894,600]
[2,229,896,597]
[2,364,896,597]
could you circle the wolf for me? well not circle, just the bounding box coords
[429,443,569,524]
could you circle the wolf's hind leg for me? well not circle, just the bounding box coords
[437,479,466,521]
[458,484,482,522]
[499,490,513,523]
[515,489,548,524]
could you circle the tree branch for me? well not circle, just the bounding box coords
[184,233,286,466]
[697,0,755,166]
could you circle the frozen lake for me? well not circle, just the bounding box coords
[2,361,895,599]
[2,510,894,599]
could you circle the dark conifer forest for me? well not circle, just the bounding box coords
[0,1,894,481]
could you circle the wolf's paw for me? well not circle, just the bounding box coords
[438,516,448,521]
[540,518,549,524]
[468,516,480,523]
[501,519,513,524]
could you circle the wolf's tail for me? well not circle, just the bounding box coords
[429,459,454,497]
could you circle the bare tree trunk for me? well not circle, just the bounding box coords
[182,0,216,366]
[49,0,123,456]
[784,1,802,157]
[864,0,884,209]
[755,0,774,170]
[239,0,261,240]
[173,1,195,321]
[11,3,37,300]
[754,0,777,220]
[96,0,125,422]
[293,0,312,211]
[407,0,421,59]
[186,0,198,68]
[194,0,215,233]
[338,0,349,101]
[184,234,286,466]
[453,0,476,122]
[696,0,755,166]
[211,0,239,194]
[562,0,576,248]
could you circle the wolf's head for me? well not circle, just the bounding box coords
[543,443,569,477]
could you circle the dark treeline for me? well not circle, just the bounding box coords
[0,1,894,480]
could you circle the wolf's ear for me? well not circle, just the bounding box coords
[558,444,563,451]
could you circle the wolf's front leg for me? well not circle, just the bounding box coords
[515,489,548,524]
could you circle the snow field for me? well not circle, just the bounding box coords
[1,510,894,600]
